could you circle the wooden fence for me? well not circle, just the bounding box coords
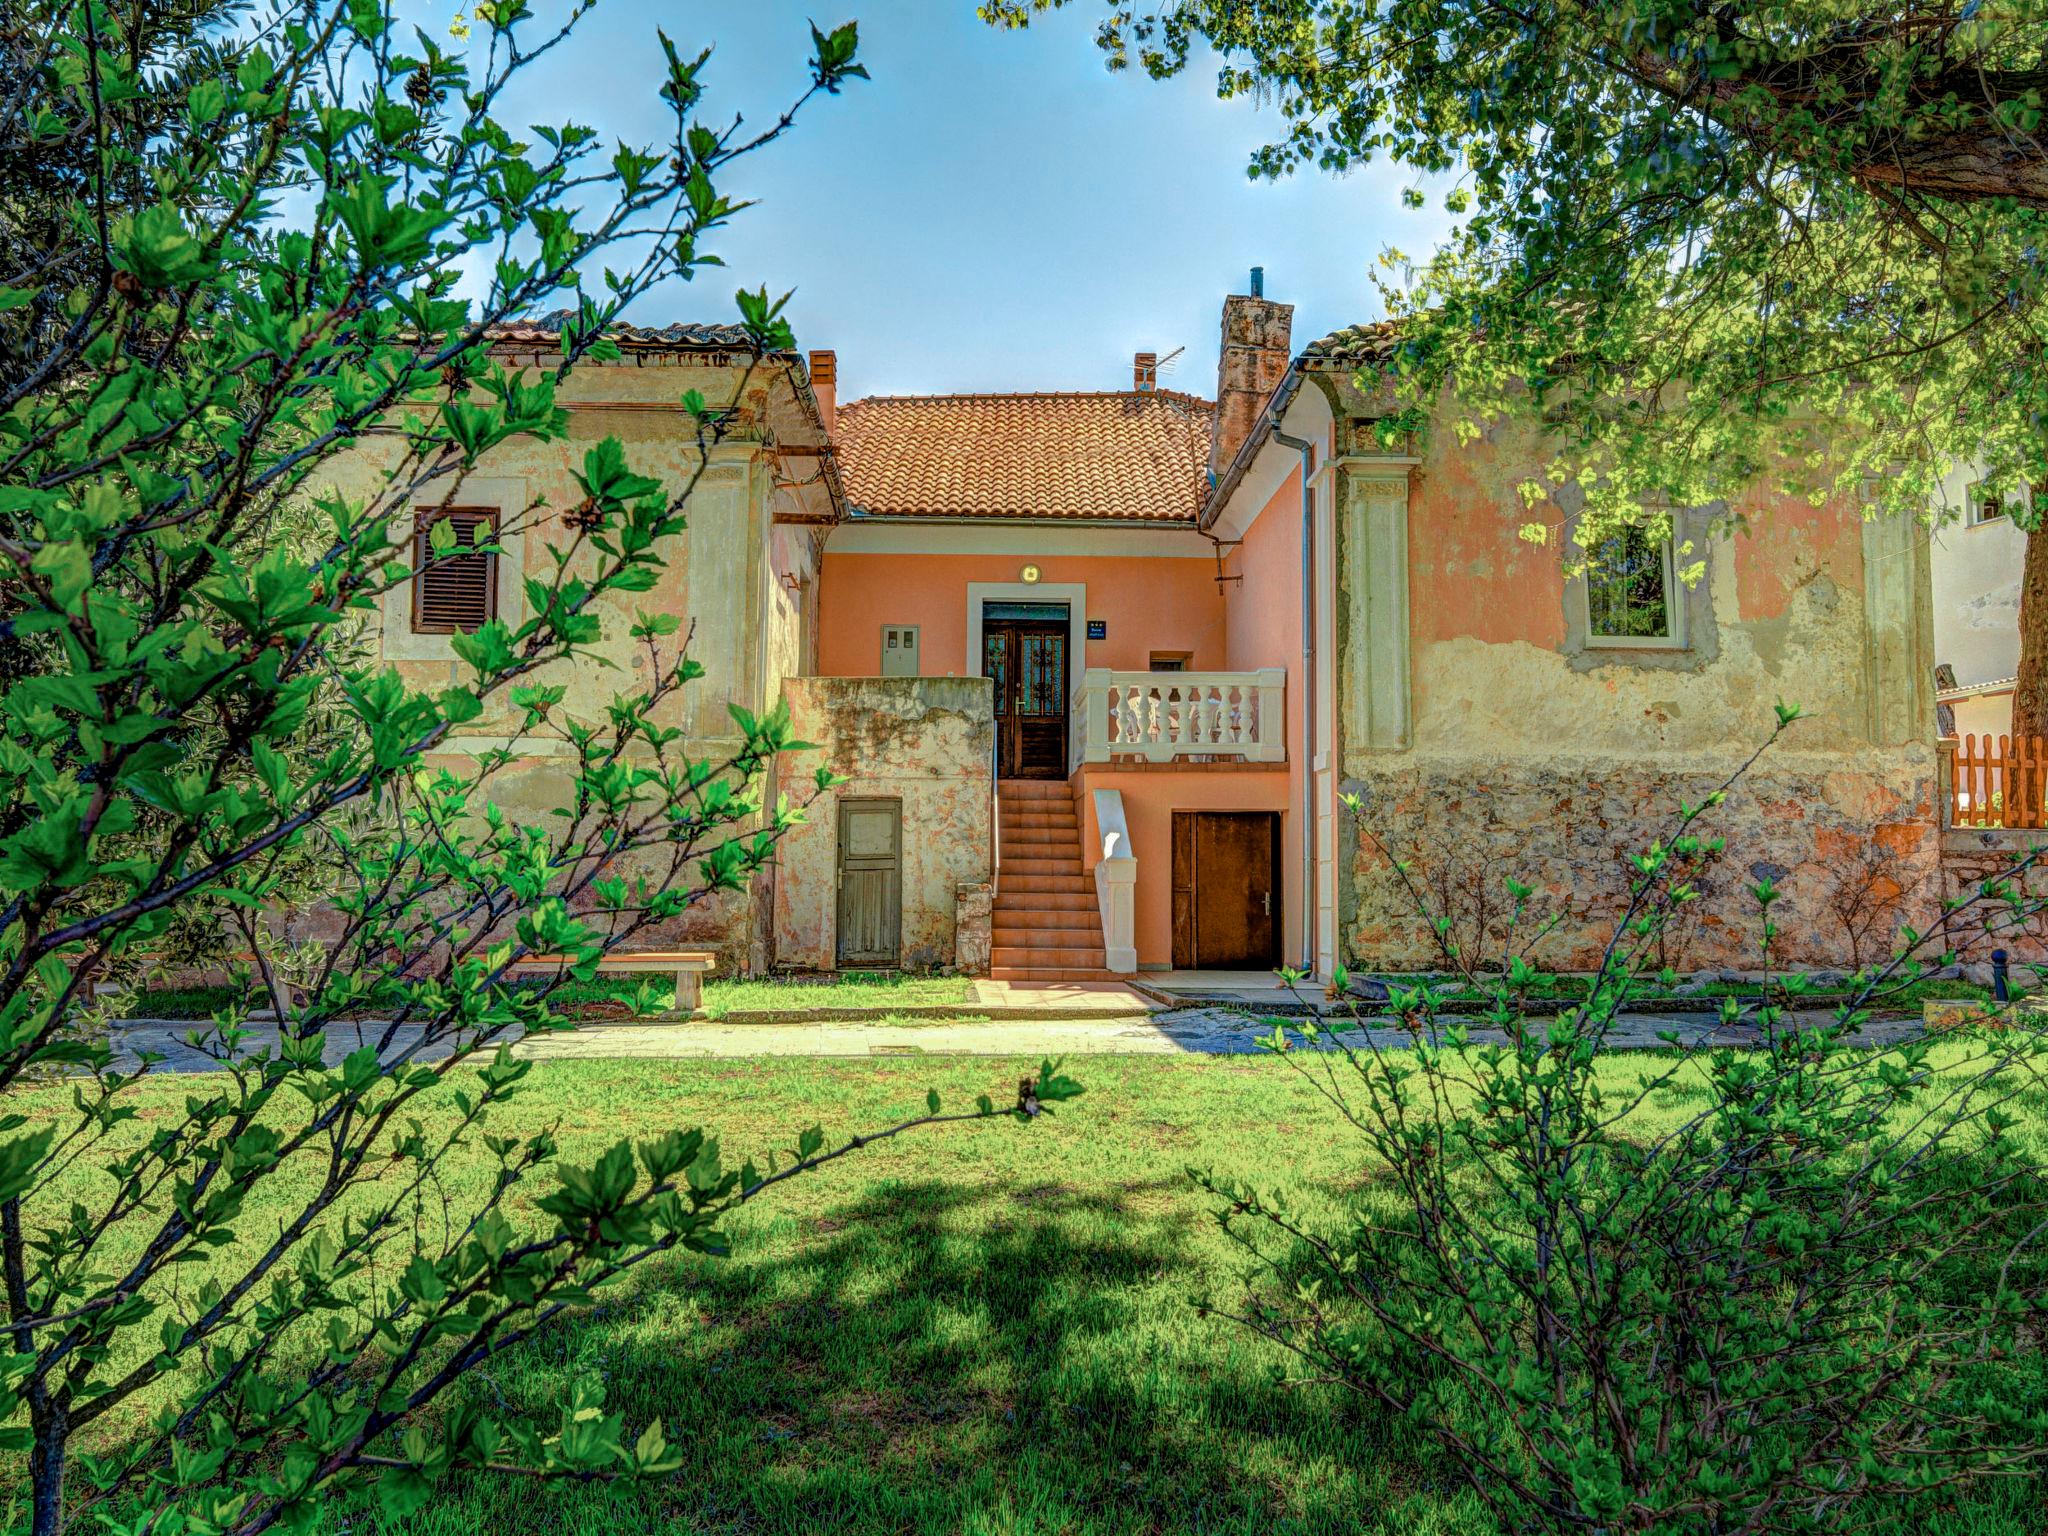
[1946,733,2048,829]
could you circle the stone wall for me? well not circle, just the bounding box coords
[1939,828,2048,970]
[1347,754,1939,972]
[774,676,995,972]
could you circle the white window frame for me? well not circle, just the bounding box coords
[1967,480,2024,527]
[1579,525,1688,652]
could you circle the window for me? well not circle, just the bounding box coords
[411,507,497,634]
[881,624,920,677]
[1968,482,2026,526]
[1149,651,1191,672]
[1585,524,1680,647]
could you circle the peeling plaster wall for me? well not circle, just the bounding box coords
[308,359,802,973]
[1338,403,1940,973]
[776,677,995,971]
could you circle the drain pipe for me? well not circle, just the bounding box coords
[1272,427,1316,977]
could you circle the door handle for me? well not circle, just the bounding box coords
[1261,891,1271,916]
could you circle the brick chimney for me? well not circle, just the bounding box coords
[1133,351,1158,391]
[1208,274,1293,479]
[807,349,837,438]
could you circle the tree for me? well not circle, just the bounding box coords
[0,5,1078,1532]
[0,0,252,393]
[986,0,2048,728]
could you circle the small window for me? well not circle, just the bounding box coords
[1968,482,2023,526]
[880,624,920,677]
[411,507,497,634]
[1586,524,1681,647]
[1149,651,1191,672]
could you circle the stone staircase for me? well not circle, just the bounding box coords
[990,780,1112,982]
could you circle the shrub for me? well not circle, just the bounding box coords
[1206,714,2048,1532]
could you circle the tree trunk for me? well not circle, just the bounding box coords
[2012,523,2048,742]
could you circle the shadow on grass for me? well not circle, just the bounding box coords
[354,1175,1488,1536]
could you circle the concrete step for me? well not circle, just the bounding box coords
[998,781,1069,800]
[993,941,1106,966]
[994,908,1101,932]
[1000,838,1082,859]
[994,923,1103,946]
[995,889,1099,911]
[1002,856,1083,876]
[989,966,1118,982]
[1000,807,1077,824]
[1000,820,1079,839]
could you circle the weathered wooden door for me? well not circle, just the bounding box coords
[836,798,901,967]
[1172,811,1280,969]
[983,619,1069,778]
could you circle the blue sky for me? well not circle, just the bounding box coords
[470,1,1452,400]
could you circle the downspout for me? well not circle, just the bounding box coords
[1272,428,1316,976]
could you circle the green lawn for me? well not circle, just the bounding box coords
[10,1053,2047,1535]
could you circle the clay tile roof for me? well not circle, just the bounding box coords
[834,390,1215,521]
[484,310,759,350]
[1304,317,1406,366]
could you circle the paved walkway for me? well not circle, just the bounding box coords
[105,1007,1918,1074]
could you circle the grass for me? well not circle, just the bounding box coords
[9,1053,2046,1535]
[112,971,979,1022]
[1409,974,2007,1011]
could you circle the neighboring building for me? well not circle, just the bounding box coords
[1929,465,2026,743]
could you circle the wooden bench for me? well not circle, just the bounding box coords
[508,950,716,1015]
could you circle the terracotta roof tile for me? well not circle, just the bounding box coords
[835,390,1215,521]
[1304,317,1405,365]
[485,311,759,350]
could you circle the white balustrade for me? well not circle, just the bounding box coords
[1072,668,1286,765]
[1091,788,1137,973]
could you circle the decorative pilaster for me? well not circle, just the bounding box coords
[1338,463,1414,756]
[681,449,769,739]
[1860,512,1934,747]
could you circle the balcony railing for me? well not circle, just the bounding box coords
[1072,667,1286,767]
[1944,732,2048,829]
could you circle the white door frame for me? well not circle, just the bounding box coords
[964,582,1088,680]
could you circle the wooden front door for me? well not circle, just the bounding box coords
[836,798,902,967]
[983,618,1069,779]
[1172,812,1280,969]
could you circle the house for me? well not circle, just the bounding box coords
[793,306,1304,980]
[339,285,1946,983]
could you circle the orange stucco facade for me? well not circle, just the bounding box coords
[813,525,1312,970]
[816,550,1231,678]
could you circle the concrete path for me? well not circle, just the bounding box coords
[105,1006,1918,1074]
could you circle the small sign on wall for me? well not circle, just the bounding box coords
[1087,620,1106,640]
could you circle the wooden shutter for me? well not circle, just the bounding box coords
[411,508,497,634]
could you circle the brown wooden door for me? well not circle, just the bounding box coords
[836,798,901,967]
[1172,812,1280,969]
[983,619,1069,778]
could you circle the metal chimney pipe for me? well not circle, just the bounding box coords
[1249,265,1265,298]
